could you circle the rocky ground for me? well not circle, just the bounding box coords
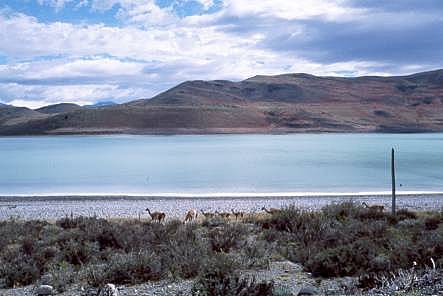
[0,261,351,296]
[1,202,442,296]
[3,261,442,295]
[1,194,442,221]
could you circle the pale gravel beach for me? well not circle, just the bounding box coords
[0,194,442,221]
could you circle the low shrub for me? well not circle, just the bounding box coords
[191,253,273,296]
[56,215,102,230]
[239,239,271,268]
[0,253,40,287]
[396,208,418,220]
[87,251,163,287]
[46,262,77,292]
[256,202,443,288]
[0,202,442,292]
[357,208,387,221]
[63,240,98,266]
[323,201,388,221]
[161,224,208,279]
[208,223,248,252]
[304,239,381,277]
[260,206,332,246]
[424,216,441,230]
[192,274,274,296]
[322,201,362,220]
[371,267,443,295]
[272,287,293,296]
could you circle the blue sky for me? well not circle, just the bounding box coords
[0,0,442,108]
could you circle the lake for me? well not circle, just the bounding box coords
[0,133,442,196]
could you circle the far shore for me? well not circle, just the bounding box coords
[1,127,443,137]
[1,191,442,201]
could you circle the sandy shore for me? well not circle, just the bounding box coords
[0,193,442,221]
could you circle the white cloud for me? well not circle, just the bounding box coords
[1,0,441,107]
[0,57,146,80]
[89,0,119,11]
[0,82,152,108]
[116,1,176,26]
[87,0,362,23]
[196,0,214,10]
[37,0,75,11]
[0,6,395,106]
[75,0,89,9]
[89,0,184,27]
[0,10,287,77]
[0,11,221,61]
[0,56,165,107]
[31,58,145,79]
[6,99,62,109]
[221,0,365,21]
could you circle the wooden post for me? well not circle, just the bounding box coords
[391,148,396,215]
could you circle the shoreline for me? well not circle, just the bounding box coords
[1,130,443,138]
[1,191,442,202]
[1,192,442,221]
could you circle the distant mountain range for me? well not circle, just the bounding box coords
[84,101,118,108]
[1,70,443,135]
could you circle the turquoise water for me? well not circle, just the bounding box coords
[0,134,442,195]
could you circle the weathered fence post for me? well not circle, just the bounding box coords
[391,148,396,215]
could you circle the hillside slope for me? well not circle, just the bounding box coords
[0,104,48,126]
[1,70,443,135]
[36,103,83,114]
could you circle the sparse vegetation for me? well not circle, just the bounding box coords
[0,215,266,292]
[0,202,442,295]
[258,202,443,288]
[191,253,274,296]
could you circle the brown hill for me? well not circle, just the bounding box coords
[1,70,443,135]
[0,104,48,127]
[36,103,82,114]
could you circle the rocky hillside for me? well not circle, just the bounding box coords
[1,70,443,135]
[36,103,82,114]
[0,103,48,127]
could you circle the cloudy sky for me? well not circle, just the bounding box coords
[0,0,442,108]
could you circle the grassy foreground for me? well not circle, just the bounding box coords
[0,202,442,295]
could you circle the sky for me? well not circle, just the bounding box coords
[0,0,442,108]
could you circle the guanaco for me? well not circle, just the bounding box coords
[362,202,384,212]
[201,209,215,219]
[262,206,281,215]
[216,211,231,219]
[231,209,244,220]
[184,209,198,223]
[145,208,166,222]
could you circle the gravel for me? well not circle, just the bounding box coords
[0,194,442,221]
[0,261,321,296]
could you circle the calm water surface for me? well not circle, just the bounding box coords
[0,134,442,195]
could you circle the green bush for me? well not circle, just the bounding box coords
[0,252,40,287]
[192,274,274,296]
[396,208,418,220]
[191,253,273,296]
[87,251,163,286]
[238,239,271,268]
[257,202,443,288]
[260,206,332,247]
[209,223,248,252]
[322,201,362,220]
[161,224,209,279]
[46,262,76,292]
[0,203,442,292]
[424,216,441,230]
[304,239,379,277]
